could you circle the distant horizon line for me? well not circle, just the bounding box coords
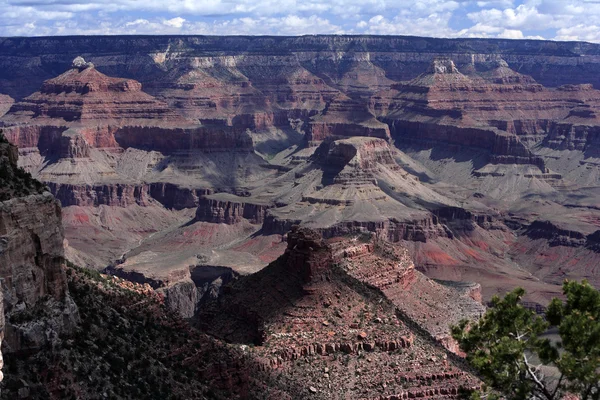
[0,33,594,45]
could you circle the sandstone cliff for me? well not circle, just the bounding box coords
[0,134,78,386]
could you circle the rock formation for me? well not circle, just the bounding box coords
[0,39,598,315]
[3,58,183,129]
[374,58,574,172]
[5,36,600,100]
[195,194,271,224]
[1,35,600,398]
[0,94,13,118]
[0,133,78,379]
[199,227,481,398]
[307,95,391,143]
[262,136,464,242]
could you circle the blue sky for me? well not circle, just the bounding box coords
[1,0,600,42]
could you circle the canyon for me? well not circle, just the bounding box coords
[1,33,600,398]
[0,35,599,336]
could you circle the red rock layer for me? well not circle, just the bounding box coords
[331,239,485,346]
[195,196,271,224]
[374,58,600,169]
[3,65,184,125]
[308,95,391,142]
[199,227,480,399]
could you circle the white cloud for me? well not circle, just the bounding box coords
[125,19,149,27]
[497,28,524,38]
[164,17,185,28]
[555,24,600,42]
[2,0,600,42]
[476,0,514,6]
[362,12,457,37]
[467,4,557,30]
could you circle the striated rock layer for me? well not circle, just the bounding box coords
[199,227,481,399]
[5,36,600,101]
[2,59,183,126]
[373,58,600,172]
[1,40,599,317]
[0,136,78,365]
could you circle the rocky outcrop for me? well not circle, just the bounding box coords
[0,94,13,117]
[332,238,485,348]
[262,136,468,243]
[2,58,183,125]
[60,130,91,158]
[284,226,334,282]
[316,136,401,175]
[195,196,271,224]
[0,193,79,353]
[0,193,67,306]
[198,228,481,398]
[47,182,150,207]
[525,220,588,247]
[148,183,212,209]
[0,137,78,357]
[307,96,391,143]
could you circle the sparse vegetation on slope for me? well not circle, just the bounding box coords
[0,263,266,400]
[0,131,45,201]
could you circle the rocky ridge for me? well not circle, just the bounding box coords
[199,227,481,399]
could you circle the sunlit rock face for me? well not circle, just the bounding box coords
[1,36,600,316]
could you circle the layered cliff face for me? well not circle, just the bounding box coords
[374,58,600,173]
[3,34,600,398]
[1,58,188,157]
[262,136,462,241]
[0,134,78,387]
[199,227,481,398]
[195,194,271,224]
[0,56,271,269]
[0,38,598,317]
[307,95,391,143]
[5,36,600,101]
[331,238,485,346]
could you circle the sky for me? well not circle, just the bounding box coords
[2,0,600,42]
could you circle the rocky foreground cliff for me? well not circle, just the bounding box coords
[0,133,78,389]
